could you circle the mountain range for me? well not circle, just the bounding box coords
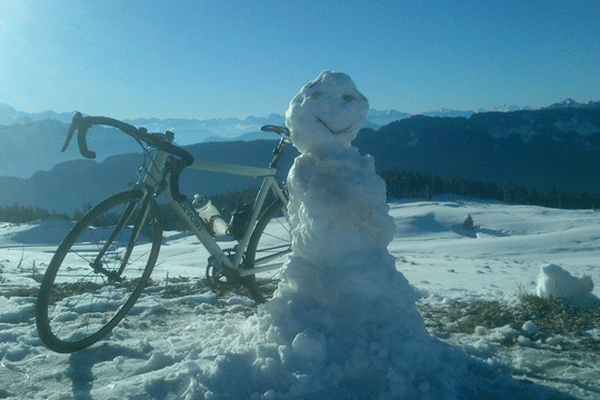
[0,105,288,178]
[0,101,570,179]
[355,100,600,195]
[1,99,599,213]
[0,102,542,132]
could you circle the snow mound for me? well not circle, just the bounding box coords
[537,263,600,308]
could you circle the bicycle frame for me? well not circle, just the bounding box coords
[139,145,289,277]
[36,116,292,353]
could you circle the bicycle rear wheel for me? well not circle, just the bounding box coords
[36,189,162,353]
[243,199,291,303]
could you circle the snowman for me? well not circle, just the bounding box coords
[259,71,445,396]
[201,72,558,399]
[275,70,407,300]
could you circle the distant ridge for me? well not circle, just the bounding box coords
[2,97,596,132]
[1,100,600,214]
[354,101,600,196]
[542,98,600,110]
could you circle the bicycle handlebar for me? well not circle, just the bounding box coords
[261,125,291,140]
[63,112,194,202]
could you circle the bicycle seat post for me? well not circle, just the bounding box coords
[270,137,289,170]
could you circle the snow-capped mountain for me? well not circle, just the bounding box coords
[0,103,74,125]
[123,113,286,143]
[366,108,412,126]
[0,106,287,179]
[542,98,600,110]
[421,104,535,118]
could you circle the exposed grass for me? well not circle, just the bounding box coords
[3,268,598,354]
[161,275,208,298]
[515,291,600,335]
[0,277,158,302]
[417,291,600,353]
[1,286,39,298]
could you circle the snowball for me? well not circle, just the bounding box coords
[522,320,539,335]
[536,263,599,308]
[496,324,519,341]
[517,335,536,347]
[467,338,495,357]
[133,352,175,375]
[291,332,327,363]
[475,326,488,335]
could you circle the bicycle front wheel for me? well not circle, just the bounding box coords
[243,199,291,303]
[36,190,162,353]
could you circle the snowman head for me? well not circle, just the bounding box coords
[285,71,369,154]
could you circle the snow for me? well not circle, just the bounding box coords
[0,198,599,398]
[1,72,599,398]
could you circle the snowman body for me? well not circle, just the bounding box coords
[284,70,397,271]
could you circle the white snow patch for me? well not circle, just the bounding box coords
[1,197,599,398]
[536,263,599,308]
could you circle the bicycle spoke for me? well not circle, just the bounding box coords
[243,200,291,303]
[36,190,162,353]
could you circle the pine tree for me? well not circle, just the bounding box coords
[462,214,475,231]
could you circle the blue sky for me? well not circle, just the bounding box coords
[1,0,599,120]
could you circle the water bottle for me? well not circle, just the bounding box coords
[192,194,228,237]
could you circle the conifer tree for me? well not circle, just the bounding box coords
[463,214,475,231]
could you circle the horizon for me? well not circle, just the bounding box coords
[1,97,594,123]
[1,1,599,120]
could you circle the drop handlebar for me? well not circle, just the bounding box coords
[62,112,194,202]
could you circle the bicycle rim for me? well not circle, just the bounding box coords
[36,190,162,353]
[243,199,291,303]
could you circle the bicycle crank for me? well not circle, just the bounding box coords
[205,255,240,287]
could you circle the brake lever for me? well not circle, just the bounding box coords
[61,112,96,159]
[61,112,81,153]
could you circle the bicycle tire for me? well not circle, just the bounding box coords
[243,199,291,303]
[36,189,162,353]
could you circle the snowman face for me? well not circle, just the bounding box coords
[285,71,369,154]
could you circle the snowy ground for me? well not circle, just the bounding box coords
[0,196,599,399]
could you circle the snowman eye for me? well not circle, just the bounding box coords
[310,92,321,99]
[343,94,355,101]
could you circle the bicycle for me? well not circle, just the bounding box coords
[35,112,292,353]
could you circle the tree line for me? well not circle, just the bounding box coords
[0,203,70,223]
[2,171,599,225]
[379,170,600,210]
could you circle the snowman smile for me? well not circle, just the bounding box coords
[316,117,353,135]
